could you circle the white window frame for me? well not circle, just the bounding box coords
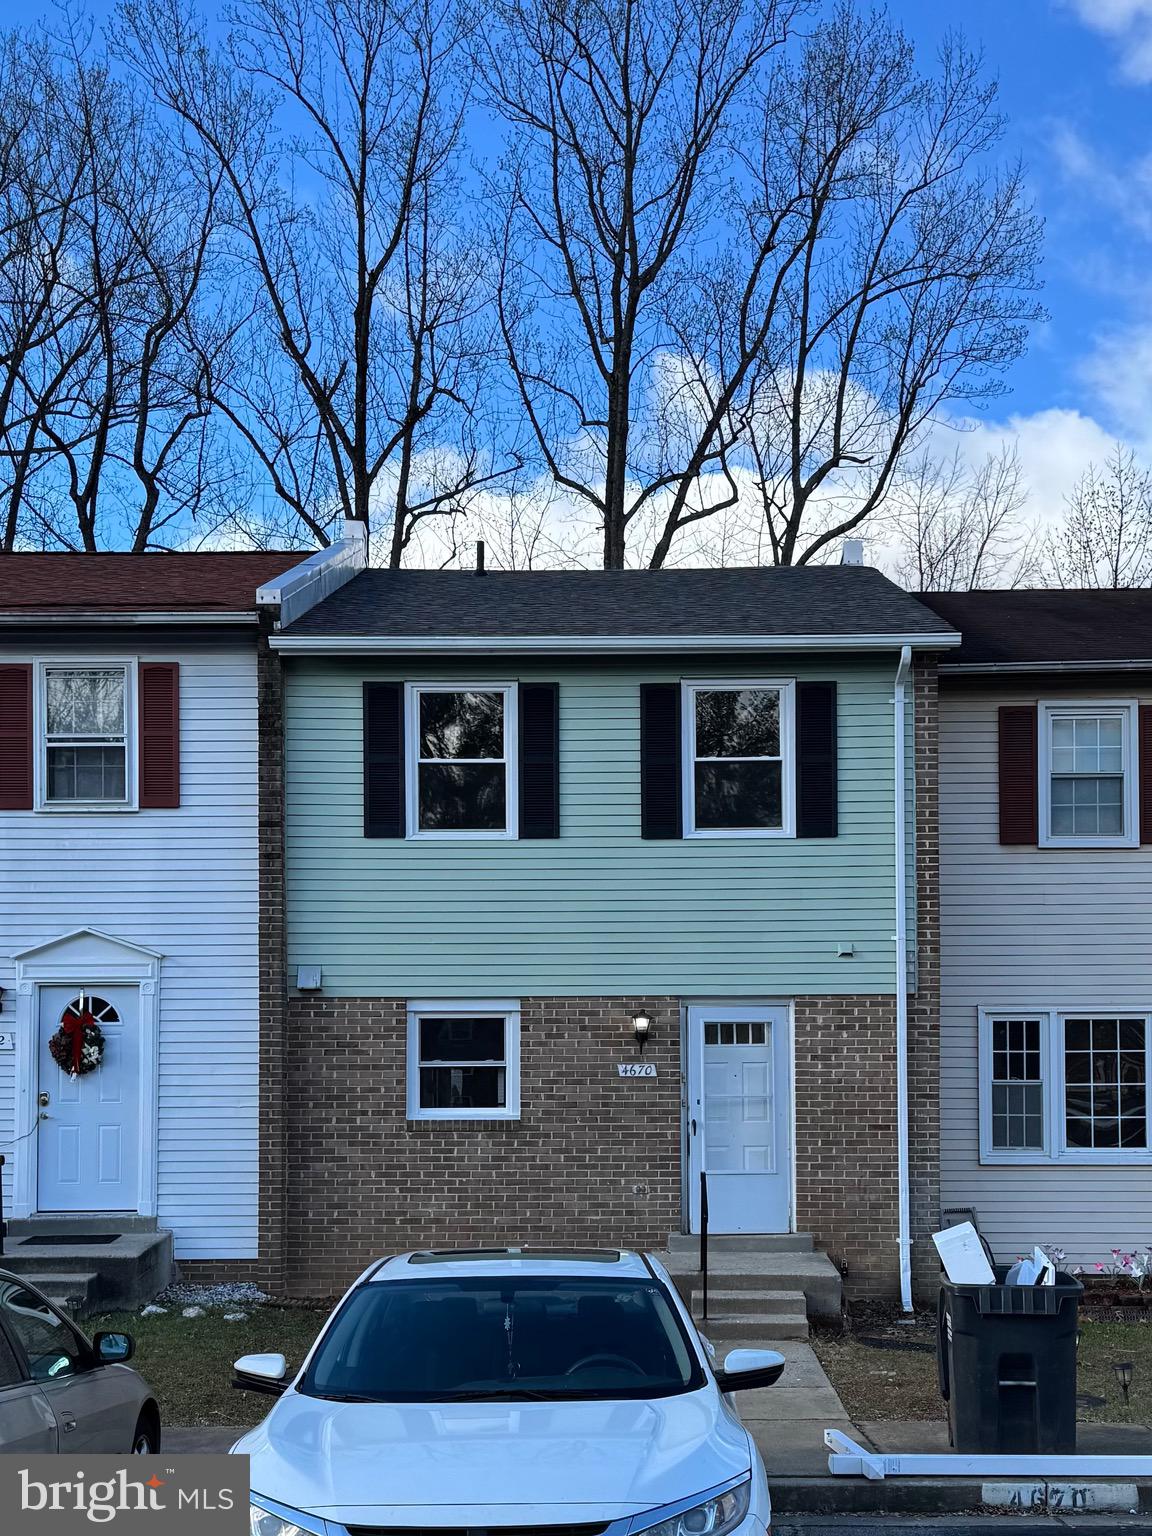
[35,659,137,813]
[406,998,521,1121]
[404,681,518,840]
[979,1006,1152,1166]
[681,678,796,839]
[1038,699,1139,849]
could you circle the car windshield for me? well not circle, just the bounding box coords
[300,1275,704,1402]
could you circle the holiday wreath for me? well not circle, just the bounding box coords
[48,1003,106,1077]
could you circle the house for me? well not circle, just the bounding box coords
[0,535,363,1307]
[268,561,959,1304]
[919,588,1152,1268]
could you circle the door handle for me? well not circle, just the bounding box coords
[61,1419,76,1434]
[691,1119,698,1136]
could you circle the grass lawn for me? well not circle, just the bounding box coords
[813,1315,1152,1425]
[84,1305,333,1428]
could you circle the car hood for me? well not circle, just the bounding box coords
[236,1388,751,1524]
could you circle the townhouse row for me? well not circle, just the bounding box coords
[0,533,1146,1301]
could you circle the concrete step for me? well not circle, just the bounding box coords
[666,1232,815,1256]
[697,1312,809,1341]
[0,1227,172,1310]
[690,1287,805,1317]
[15,1271,99,1315]
[9,1215,158,1237]
[660,1249,842,1320]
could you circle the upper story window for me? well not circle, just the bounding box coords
[405,683,517,838]
[42,666,130,806]
[682,680,795,837]
[979,1008,1151,1165]
[1039,701,1138,848]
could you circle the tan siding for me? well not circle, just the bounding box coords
[939,685,1152,1265]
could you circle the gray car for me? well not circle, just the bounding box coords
[0,1269,160,1453]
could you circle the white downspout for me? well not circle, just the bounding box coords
[894,644,913,1312]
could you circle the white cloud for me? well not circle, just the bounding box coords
[1063,1,1152,81]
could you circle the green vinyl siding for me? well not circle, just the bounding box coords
[285,656,903,996]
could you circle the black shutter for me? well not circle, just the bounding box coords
[364,681,404,837]
[640,683,682,839]
[519,683,560,838]
[796,681,838,838]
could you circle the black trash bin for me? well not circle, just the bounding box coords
[937,1267,1083,1454]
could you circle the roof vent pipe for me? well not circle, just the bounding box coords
[840,539,864,565]
[476,540,486,575]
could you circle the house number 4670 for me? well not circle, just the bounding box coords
[617,1062,657,1078]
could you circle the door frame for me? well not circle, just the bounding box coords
[682,1001,796,1235]
[9,929,162,1220]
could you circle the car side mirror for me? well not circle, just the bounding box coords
[233,1353,289,1397]
[94,1332,134,1364]
[714,1347,786,1392]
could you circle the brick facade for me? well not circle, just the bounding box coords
[283,996,682,1296]
[793,995,898,1297]
[909,660,942,1297]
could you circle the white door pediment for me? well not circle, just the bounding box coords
[12,928,162,982]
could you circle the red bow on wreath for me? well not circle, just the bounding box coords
[62,1009,94,1075]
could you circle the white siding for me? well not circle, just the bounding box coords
[939,683,1152,1265]
[0,641,260,1259]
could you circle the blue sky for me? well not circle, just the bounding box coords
[879,0,1152,519]
[9,0,1152,532]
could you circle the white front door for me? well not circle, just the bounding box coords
[687,1004,791,1234]
[37,986,139,1212]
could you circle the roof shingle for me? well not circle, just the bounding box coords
[918,589,1152,667]
[0,551,309,612]
[282,565,955,641]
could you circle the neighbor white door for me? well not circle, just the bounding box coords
[687,1005,791,1234]
[37,985,139,1212]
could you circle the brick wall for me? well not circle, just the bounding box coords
[793,995,898,1298]
[283,996,682,1295]
[909,660,942,1298]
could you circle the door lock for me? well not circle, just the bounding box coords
[38,1092,50,1107]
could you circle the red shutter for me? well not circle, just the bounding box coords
[998,704,1038,845]
[0,663,33,810]
[1140,705,1152,845]
[138,662,180,808]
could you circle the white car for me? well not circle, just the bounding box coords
[234,1248,784,1536]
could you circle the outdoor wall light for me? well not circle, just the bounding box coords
[632,1013,652,1054]
[1113,1360,1134,1406]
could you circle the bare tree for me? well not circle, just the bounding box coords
[647,6,1044,568]
[479,0,801,569]
[889,444,1038,589]
[1046,445,1152,589]
[117,0,517,560]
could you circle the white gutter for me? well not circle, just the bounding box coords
[893,644,913,1313]
[0,610,260,625]
[942,658,1152,674]
[269,630,961,654]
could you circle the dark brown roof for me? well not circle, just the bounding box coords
[0,551,310,612]
[918,589,1152,667]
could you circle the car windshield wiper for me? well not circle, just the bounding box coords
[424,1388,560,1402]
[307,1391,381,1403]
